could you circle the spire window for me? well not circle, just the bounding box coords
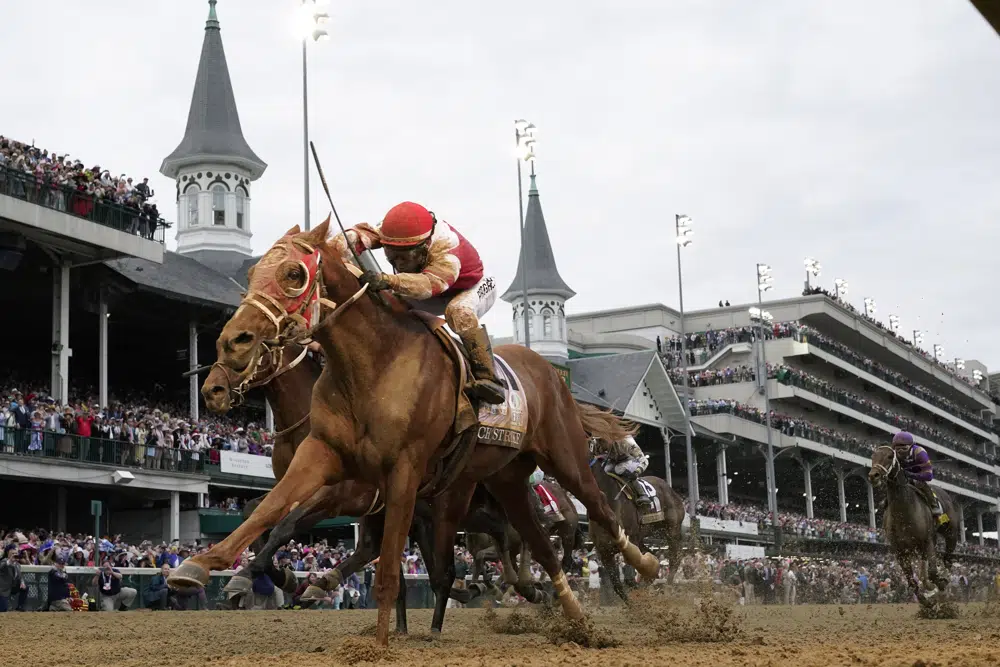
[235,186,247,229]
[212,184,227,225]
[184,183,199,226]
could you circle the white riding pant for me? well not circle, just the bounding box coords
[403,275,497,335]
[605,457,648,477]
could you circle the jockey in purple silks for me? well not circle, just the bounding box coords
[890,431,949,525]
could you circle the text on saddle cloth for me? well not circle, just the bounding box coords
[474,355,528,448]
[636,479,664,524]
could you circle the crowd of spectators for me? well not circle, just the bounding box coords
[803,287,988,396]
[688,397,993,495]
[657,321,801,370]
[0,136,164,240]
[673,362,997,466]
[0,382,274,470]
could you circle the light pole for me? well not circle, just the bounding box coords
[933,343,944,362]
[514,119,537,348]
[863,297,876,319]
[913,330,924,349]
[675,214,696,522]
[804,257,821,292]
[888,314,900,334]
[755,263,778,540]
[834,278,849,301]
[297,0,330,230]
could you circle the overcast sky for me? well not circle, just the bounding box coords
[4,0,1000,366]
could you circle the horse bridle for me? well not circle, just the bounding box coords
[870,445,900,484]
[219,236,369,406]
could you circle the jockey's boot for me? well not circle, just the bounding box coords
[461,325,506,405]
[630,479,654,513]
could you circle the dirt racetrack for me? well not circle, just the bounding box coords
[4,600,999,667]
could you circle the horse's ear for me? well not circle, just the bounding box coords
[285,225,301,236]
[302,216,330,246]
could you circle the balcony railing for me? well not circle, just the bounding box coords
[0,163,170,244]
[0,427,205,474]
[689,401,997,497]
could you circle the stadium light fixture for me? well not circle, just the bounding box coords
[913,330,924,347]
[676,214,693,247]
[804,257,821,290]
[972,369,984,384]
[515,121,537,163]
[757,263,774,294]
[887,314,900,333]
[863,297,876,318]
[754,261,778,533]
[955,358,966,372]
[834,278,848,299]
[933,344,944,361]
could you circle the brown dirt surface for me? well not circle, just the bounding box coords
[4,602,1000,667]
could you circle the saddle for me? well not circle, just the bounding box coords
[605,471,663,524]
[409,311,528,497]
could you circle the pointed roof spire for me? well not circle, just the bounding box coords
[502,173,576,301]
[160,0,266,180]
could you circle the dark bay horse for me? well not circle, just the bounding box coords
[868,445,958,601]
[172,221,658,645]
[580,403,684,602]
[465,481,581,591]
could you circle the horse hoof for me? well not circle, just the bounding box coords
[222,575,253,596]
[299,585,328,601]
[637,552,660,580]
[169,561,210,590]
[430,628,441,635]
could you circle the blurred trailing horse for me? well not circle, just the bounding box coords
[171,221,658,646]
[582,403,685,602]
[868,445,958,602]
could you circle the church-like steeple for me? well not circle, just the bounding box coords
[160,0,266,180]
[161,0,266,260]
[502,173,575,363]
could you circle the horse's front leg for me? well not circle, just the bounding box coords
[372,458,421,647]
[170,436,341,590]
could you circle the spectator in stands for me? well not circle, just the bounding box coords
[93,558,137,611]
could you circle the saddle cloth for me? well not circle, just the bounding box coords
[534,482,565,522]
[609,472,664,525]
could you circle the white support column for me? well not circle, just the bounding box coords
[716,447,728,506]
[265,400,275,432]
[836,468,847,523]
[977,511,984,546]
[56,486,68,533]
[959,507,966,544]
[866,480,876,529]
[50,263,71,404]
[188,322,199,422]
[803,462,814,519]
[353,522,360,549]
[661,428,672,488]
[170,491,181,543]
[98,292,108,408]
[996,512,1000,547]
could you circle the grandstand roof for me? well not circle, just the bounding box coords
[501,174,575,302]
[105,251,243,309]
[160,0,266,180]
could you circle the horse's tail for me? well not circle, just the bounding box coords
[574,401,638,448]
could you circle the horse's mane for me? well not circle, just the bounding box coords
[574,401,638,448]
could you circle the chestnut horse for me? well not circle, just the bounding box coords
[170,221,658,646]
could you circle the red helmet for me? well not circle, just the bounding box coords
[380,202,435,247]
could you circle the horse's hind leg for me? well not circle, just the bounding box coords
[535,425,658,580]
[484,466,584,620]
[169,436,342,590]
[426,482,476,633]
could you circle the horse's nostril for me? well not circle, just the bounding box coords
[207,385,226,398]
[232,331,255,347]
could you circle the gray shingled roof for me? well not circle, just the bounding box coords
[568,350,656,412]
[105,251,243,309]
[501,174,575,301]
[183,249,260,284]
[160,1,266,180]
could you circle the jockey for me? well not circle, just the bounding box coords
[331,202,504,404]
[528,466,562,523]
[890,431,948,525]
[604,435,653,512]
